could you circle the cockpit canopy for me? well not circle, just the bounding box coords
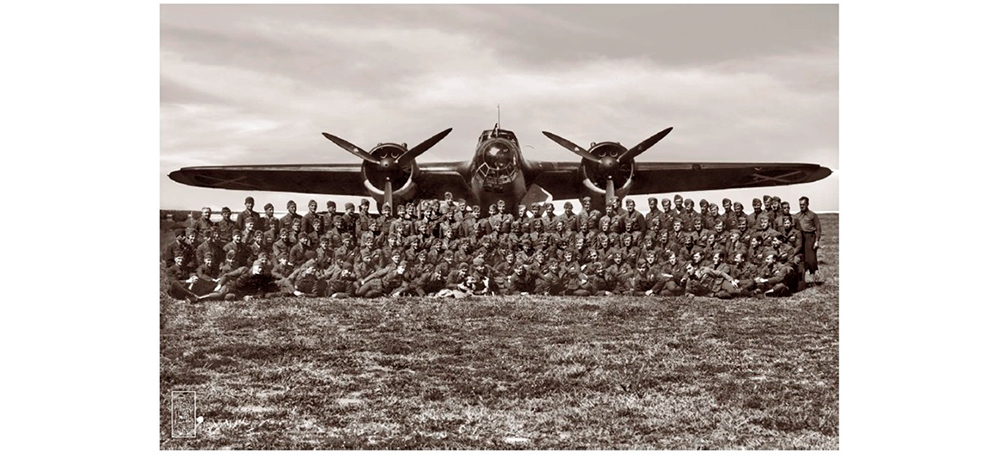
[478,128,519,146]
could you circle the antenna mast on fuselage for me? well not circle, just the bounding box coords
[496,104,500,134]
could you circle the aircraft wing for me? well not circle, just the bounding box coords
[530,161,832,200]
[168,162,472,198]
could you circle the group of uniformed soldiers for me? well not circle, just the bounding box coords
[162,191,823,302]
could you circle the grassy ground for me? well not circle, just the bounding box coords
[160,214,838,450]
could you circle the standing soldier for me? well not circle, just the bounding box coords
[645,196,662,229]
[576,197,592,234]
[191,207,215,242]
[236,196,261,234]
[746,198,765,229]
[323,201,338,231]
[622,198,646,233]
[216,207,236,243]
[302,199,323,235]
[557,201,579,233]
[280,200,302,233]
[794,196,822,282]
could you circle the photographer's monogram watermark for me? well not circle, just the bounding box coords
[171,391,198,438]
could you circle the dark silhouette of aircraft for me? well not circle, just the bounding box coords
[169,123,832,213]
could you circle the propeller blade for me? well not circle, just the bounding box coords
[542,131,600,163]
[620,127,673,162]
[606,177,616,210]
[322,132,379,163]
[384,178,393,217]
[398,128,453,164]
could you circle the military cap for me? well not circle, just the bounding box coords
[245,196,254,204]
[263,203,274,210]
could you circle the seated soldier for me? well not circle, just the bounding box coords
[658,252,686,296]
[325,260,358,298]
[356,260,408,298]
[224,253,284,300]
[683,262,740,299]
[506,263,536,295]
[534,262,566,296]
[163,228,197,270]
[629,259,664,296]
[729,251,759,296]
[164,251,201,303]
[195,228,225,267]
[290,261,326,298]
[754,253,799,297]
[585,261,615,296]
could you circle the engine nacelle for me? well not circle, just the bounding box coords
[360,142,419,210]
[578,141,636,207]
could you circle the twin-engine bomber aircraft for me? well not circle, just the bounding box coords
[168,124,832,213]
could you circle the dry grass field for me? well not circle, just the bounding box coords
[159,214,838,450]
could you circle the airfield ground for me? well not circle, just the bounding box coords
[159,214,838,450]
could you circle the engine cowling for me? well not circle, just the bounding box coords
[361,142,419,210]
[578,141,636,206]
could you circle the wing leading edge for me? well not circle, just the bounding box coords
[530,162,832,201]
[168,162,471,198]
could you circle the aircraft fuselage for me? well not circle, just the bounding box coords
[467,127,529,209]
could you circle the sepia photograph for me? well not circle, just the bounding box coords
[159,4,838,449]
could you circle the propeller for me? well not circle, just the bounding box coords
[620,127,672,162]
[322,128,454,212]
[322,132,378,163]
[542,131,600,163]
[398,128,452,164]
[384,178,394,217]
[543,127,673,209]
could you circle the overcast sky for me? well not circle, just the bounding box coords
[161,4,838,213]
